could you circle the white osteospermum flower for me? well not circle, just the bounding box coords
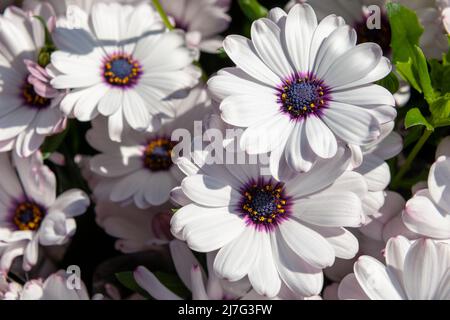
[0,7,66,157]
[95,200,173,253]
[338,236,450,300]
[0,270,93,300]
[50,2,199,141]
[0,152,89,272]
[403,137,450,239]
[135,240,317,300]
[87,85,210,208]
[162,0,231,54]
[171,140,367,297]
[208,4,395,177]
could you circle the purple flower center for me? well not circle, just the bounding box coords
[13,202,45,231]
[22,82,50,109]
[239,180,289,230]
[278,74,330,120]
[103,53,142,87]
[143,137,175,172]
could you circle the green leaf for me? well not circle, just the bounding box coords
[387,3,423,64]
[387,3,436,102]
[115,272,151,298]
[376,72,399,94]
[404,108,434,131]
[40,127,69,159]
[430,59,450,94]
[238,0,268,21]
[153,272,190,299]
[430,94,450,120]
[413,45,436,102]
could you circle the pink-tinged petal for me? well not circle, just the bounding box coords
[403,189,450,239]
[353,256,406,300]
[134,266,182,300]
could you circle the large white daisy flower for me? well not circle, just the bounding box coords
[170,140,367,297]
[50,2,199,141]
[403,137,450,239]
[338,236,450,300]
[0,7,66,157]
[162,0,231,55]
[87,85,210,208]
[208,4,395,177]
[0,152,89,272]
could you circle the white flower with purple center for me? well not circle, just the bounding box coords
[87,86,210,208]
[50,2,199,141]
[338,236,450,300]
[170,141,367,297]
[0,7,66,157]
[208,4,395,177]
[0,152,89,272]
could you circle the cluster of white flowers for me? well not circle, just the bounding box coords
[0,0,448,301]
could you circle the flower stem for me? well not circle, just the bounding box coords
[152,0,174,30]
[391,129,433,189]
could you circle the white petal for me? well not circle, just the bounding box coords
[251,18,293,78]
[223,35,280,86]
[181,174,239,207]
[278,218,335,269]
[271,232,323,296]
[385,236,411,290]
[285,3,317,72]
[213,227,260,282]
[285,121,315,172]
[322,43,382,88]
[220,94,279,127]
[134,266,182,300]
[285,146,350,197]
[292,192,363,227]
[428,157,450,212]
[172,204,245,252]
[322,102,380,145]
[248,232,281,298]
[305,116,337,159]
[403,238,440,300]
[354,256,405,300]
[403,189,450,239]
[314,25,356,78]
